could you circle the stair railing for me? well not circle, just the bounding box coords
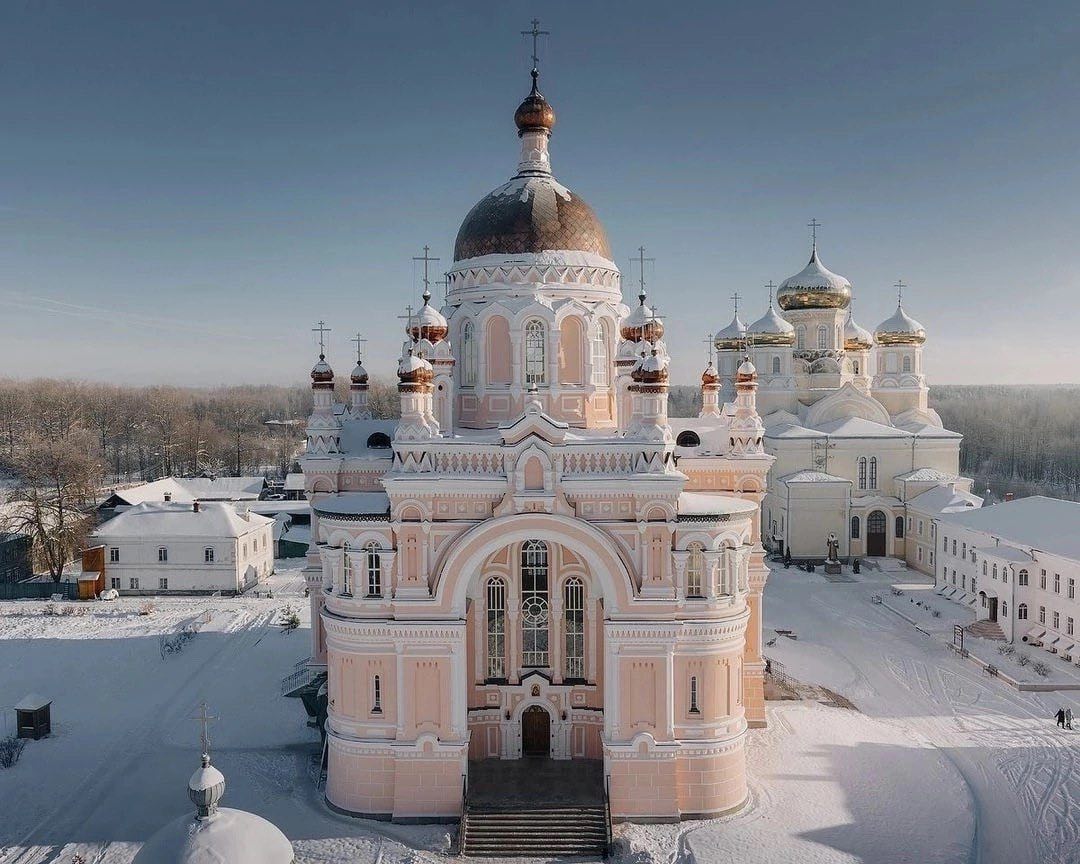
[455,773,469,855]
[603,773,613,858]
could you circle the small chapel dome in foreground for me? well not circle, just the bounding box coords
[310,356,334,386]
[631,349,669,384]
[133,753,293,864]
[746,304,795,346]
[776,246,852,311]
[875,305,926,345]
[397,348,434,385]
[350,361,369,385]
[701,361,719,385]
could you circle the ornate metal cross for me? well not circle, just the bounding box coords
[350,332,367,363]
[412,245,440,302]
[521,18,550,73]
[807,218,822,248]
[191,701,218,755]
[311,320,331,357]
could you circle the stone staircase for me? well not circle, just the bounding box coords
[461,805,608,858]
[967,619,1006,641]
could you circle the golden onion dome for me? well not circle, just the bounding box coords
[875,305,926,345]
[397,349,434,385]
[406,296,448,344]
[736,358,757,383]
[746,304,795,346]
[701,362,720,386]
[310,355,334,387]
[714,314,747,351]
[776,246,852,311]
[514,72,556,134]
[844,312,874,351]
[620,300,664,342]
[631,349,669,385]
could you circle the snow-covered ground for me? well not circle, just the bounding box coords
[0,559,1074,863]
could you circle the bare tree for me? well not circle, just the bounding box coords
[4,434,103,581]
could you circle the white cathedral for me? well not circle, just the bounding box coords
[699,245,972,565]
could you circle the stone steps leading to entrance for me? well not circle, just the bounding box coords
[966,619,1006,641]
[461,806,608,857]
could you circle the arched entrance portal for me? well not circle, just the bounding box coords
[867,510,887,557]
[522,705,551,757]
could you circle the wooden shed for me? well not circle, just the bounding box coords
[15,693,51,740]
[79,545,106,600]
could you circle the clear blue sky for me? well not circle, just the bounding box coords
[1,1,1077,386]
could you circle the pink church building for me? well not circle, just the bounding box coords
[299,62,774,826]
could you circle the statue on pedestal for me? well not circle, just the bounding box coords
[825,532,842,575]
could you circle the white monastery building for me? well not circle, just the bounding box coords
[92,501,274,595]
[935,496,1080,656]
[707,238,975,562]
[300,61,776,825]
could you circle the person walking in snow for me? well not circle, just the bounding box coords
[1067,708,1074,730]
[1056,707,1066,728]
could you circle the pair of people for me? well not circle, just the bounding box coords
[1055,707,1073,729]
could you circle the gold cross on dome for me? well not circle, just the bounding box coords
[311,321,331,357]
[190,701,218,756]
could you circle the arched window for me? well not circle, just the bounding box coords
[365,541,381,597]
[1018,603,1028,620]
[902,355,912,373]
[852,359,860,375]
[486,577,506,680]
[817,326,828,349]
[676,430,701,448]
[895,516,905,539]
[689,676,700,714]
[771,356,781,375]
[590,320,610,386]
[796,325,806,350]
[521,540,549,667]
[1019,568,1029,586]
[366,432,392,449]
[993,563,998,579]
[564,577,585,680]
[686,543,705,598]
[524,320,547,385]
[858,457,867,490]
[851,515,861,539]
[372,675,382,713]
[869,457,878,489]
[460,319,476,386]
[342,542,352,595]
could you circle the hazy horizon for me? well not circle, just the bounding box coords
[2,1,1077,386]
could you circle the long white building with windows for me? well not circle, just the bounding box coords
[934,496,1080,655]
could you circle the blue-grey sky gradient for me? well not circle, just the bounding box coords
[1,1,1077,386]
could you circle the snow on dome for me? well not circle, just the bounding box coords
[397,349,433,385]
[620,301,664,342]
[350,362,369,384]
[875,305,926,345]
[701,361,719,385]
[737,358,757,379]
[746,304,795,346]
[189,761,225,794]
[776,247,852,311]
[406,298,448,344]
[713,314,747,351]
[844,312,874,350]
[631,349,669,384]
[310,356,334,386]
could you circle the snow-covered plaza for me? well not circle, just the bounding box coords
[0,560,1076,863]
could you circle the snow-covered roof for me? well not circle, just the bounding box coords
[15,693,50,711]
[677,492,757,518]
[895,468,962,483]
[133,807,293,864]
[93,502,273,540]
[876,304,926,342]
[894,422,962,439]
[104,477,266,507]
[313,492,391,517]
[764,423,826,440]
[908,484,982,515]
[980,545,1033,563]
[337,418,399,457]
[779,470,851,484]
[940,496,1080,562]
[814,417,907,438]
[778,247,851,294]
[747,304,794,337]
[283,473,305,491]
[247,500,309,517]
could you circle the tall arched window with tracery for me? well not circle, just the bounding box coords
[460,319,476,386]
[342,542,352,595]
[686,543,705,598]
[817,326,828,349]
[521,540,549,667]
[796,325,806,350]
[364,541,381,597]
[869,457,878,489]
[524,320,547,385]
[564,577,585,680]
[590,320,610,386]
[485,577,506,680]
[771,355,781,375]
[858,457,867,490]
[902,355,912,373]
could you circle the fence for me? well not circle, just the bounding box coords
[0,581,78,601]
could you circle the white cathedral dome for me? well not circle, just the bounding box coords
[875,305,926,345]
[133,754,293,864]
[746,304,795,346]
[714,314,747,351]
[844,312,874,350]
[776,246,852,311]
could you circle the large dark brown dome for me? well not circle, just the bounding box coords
[453,175,612,261]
